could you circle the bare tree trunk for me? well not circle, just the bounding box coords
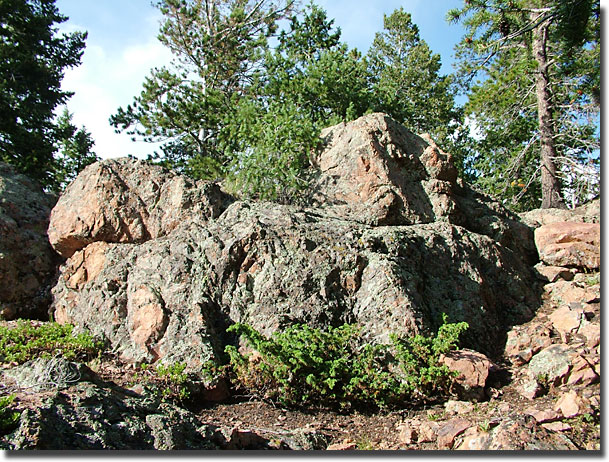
[532,12,566,209]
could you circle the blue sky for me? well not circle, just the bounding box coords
[55,0,466,159]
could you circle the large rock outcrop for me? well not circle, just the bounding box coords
[0,163,60,319]
[48,158,234,259]
[312,114,538,264]
[49,114,541,369]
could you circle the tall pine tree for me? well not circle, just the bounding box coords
[110,0,294,180]
[448,0,599,210]
[0,0,86,188]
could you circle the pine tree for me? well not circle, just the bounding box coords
[222,1,371,201]
[110,0,294,180]
[0,0,86,188]
[54,108,99,190]
[367,8,458,140]
[448,0,599,210]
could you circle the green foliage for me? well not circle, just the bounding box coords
[113,2,465,203]
[448,0,600,210]
[0,321,103,364]
[477,420,491,433]
[221,2,370,201]
[135,361,191,404]
[225,315,468,410]
[110,0,295,181]
[0,0,86,189]
[0,394,20,436]
[392,314,469,397]
[263,2,371,124]
[54,108,99,190]
[366,7,458,142]
[223,98,320,201]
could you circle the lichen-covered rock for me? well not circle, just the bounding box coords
[504,323,552,366]
[312,113,538,264]
[0,378,331,450]
[52,200,539,367]
[1,382,224,450]
[0,163,61,320]
[48,158,234,258]
[2,357,91,392]
[49,115,543,371]
[528,344,573,386]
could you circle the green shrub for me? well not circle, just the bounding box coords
[0,395,20,436]
[225,314,468,410]
[391,313,469,398]
[135,362,191,404]
[0,321,103,364]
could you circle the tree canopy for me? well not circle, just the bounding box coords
[54,108,99,190]
[110,0,296,181]
[367,8,458,140]
[0,0,86,189]
[448,0,600,210]
[112,1,461,203]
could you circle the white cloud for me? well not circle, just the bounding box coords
[61,33,173,159]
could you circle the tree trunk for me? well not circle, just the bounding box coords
[532,12,566,209]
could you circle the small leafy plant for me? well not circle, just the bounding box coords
[225,314,468,410]
[391,314,469,398]
[135,362,191,404]
[0,395,20,436]
[0,321,103,364]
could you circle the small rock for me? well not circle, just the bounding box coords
[548,280,600,305]
[416,420,439,443]
[226,430,271,450]
[534,221,600,270]
[541,421,572,432]
[504,324,552,366]
[524,408,561,424]
[444,400,474,416]
[566,355,599,386]
[326,441,357,451]
[534,264,574,283]
[436,418,471,449]
[528,344,572,386]
[397,422,417,445]
[439,349,498,400]
[455,428,491,450]
[554,390,584,418]
[577,321,600,348]
[549,305,583,342]
[520,378,543,400]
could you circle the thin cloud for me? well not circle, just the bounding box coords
[62,37,172,159]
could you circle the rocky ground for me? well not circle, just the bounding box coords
[0,266,600,450]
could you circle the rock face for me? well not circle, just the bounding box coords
[48,158,233,259]
[520,199,599,228]
[0,163,61,320]
[51,202,539,366]
[534,222,600,270]
[49,114,541,368]
[312,114,538,264]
